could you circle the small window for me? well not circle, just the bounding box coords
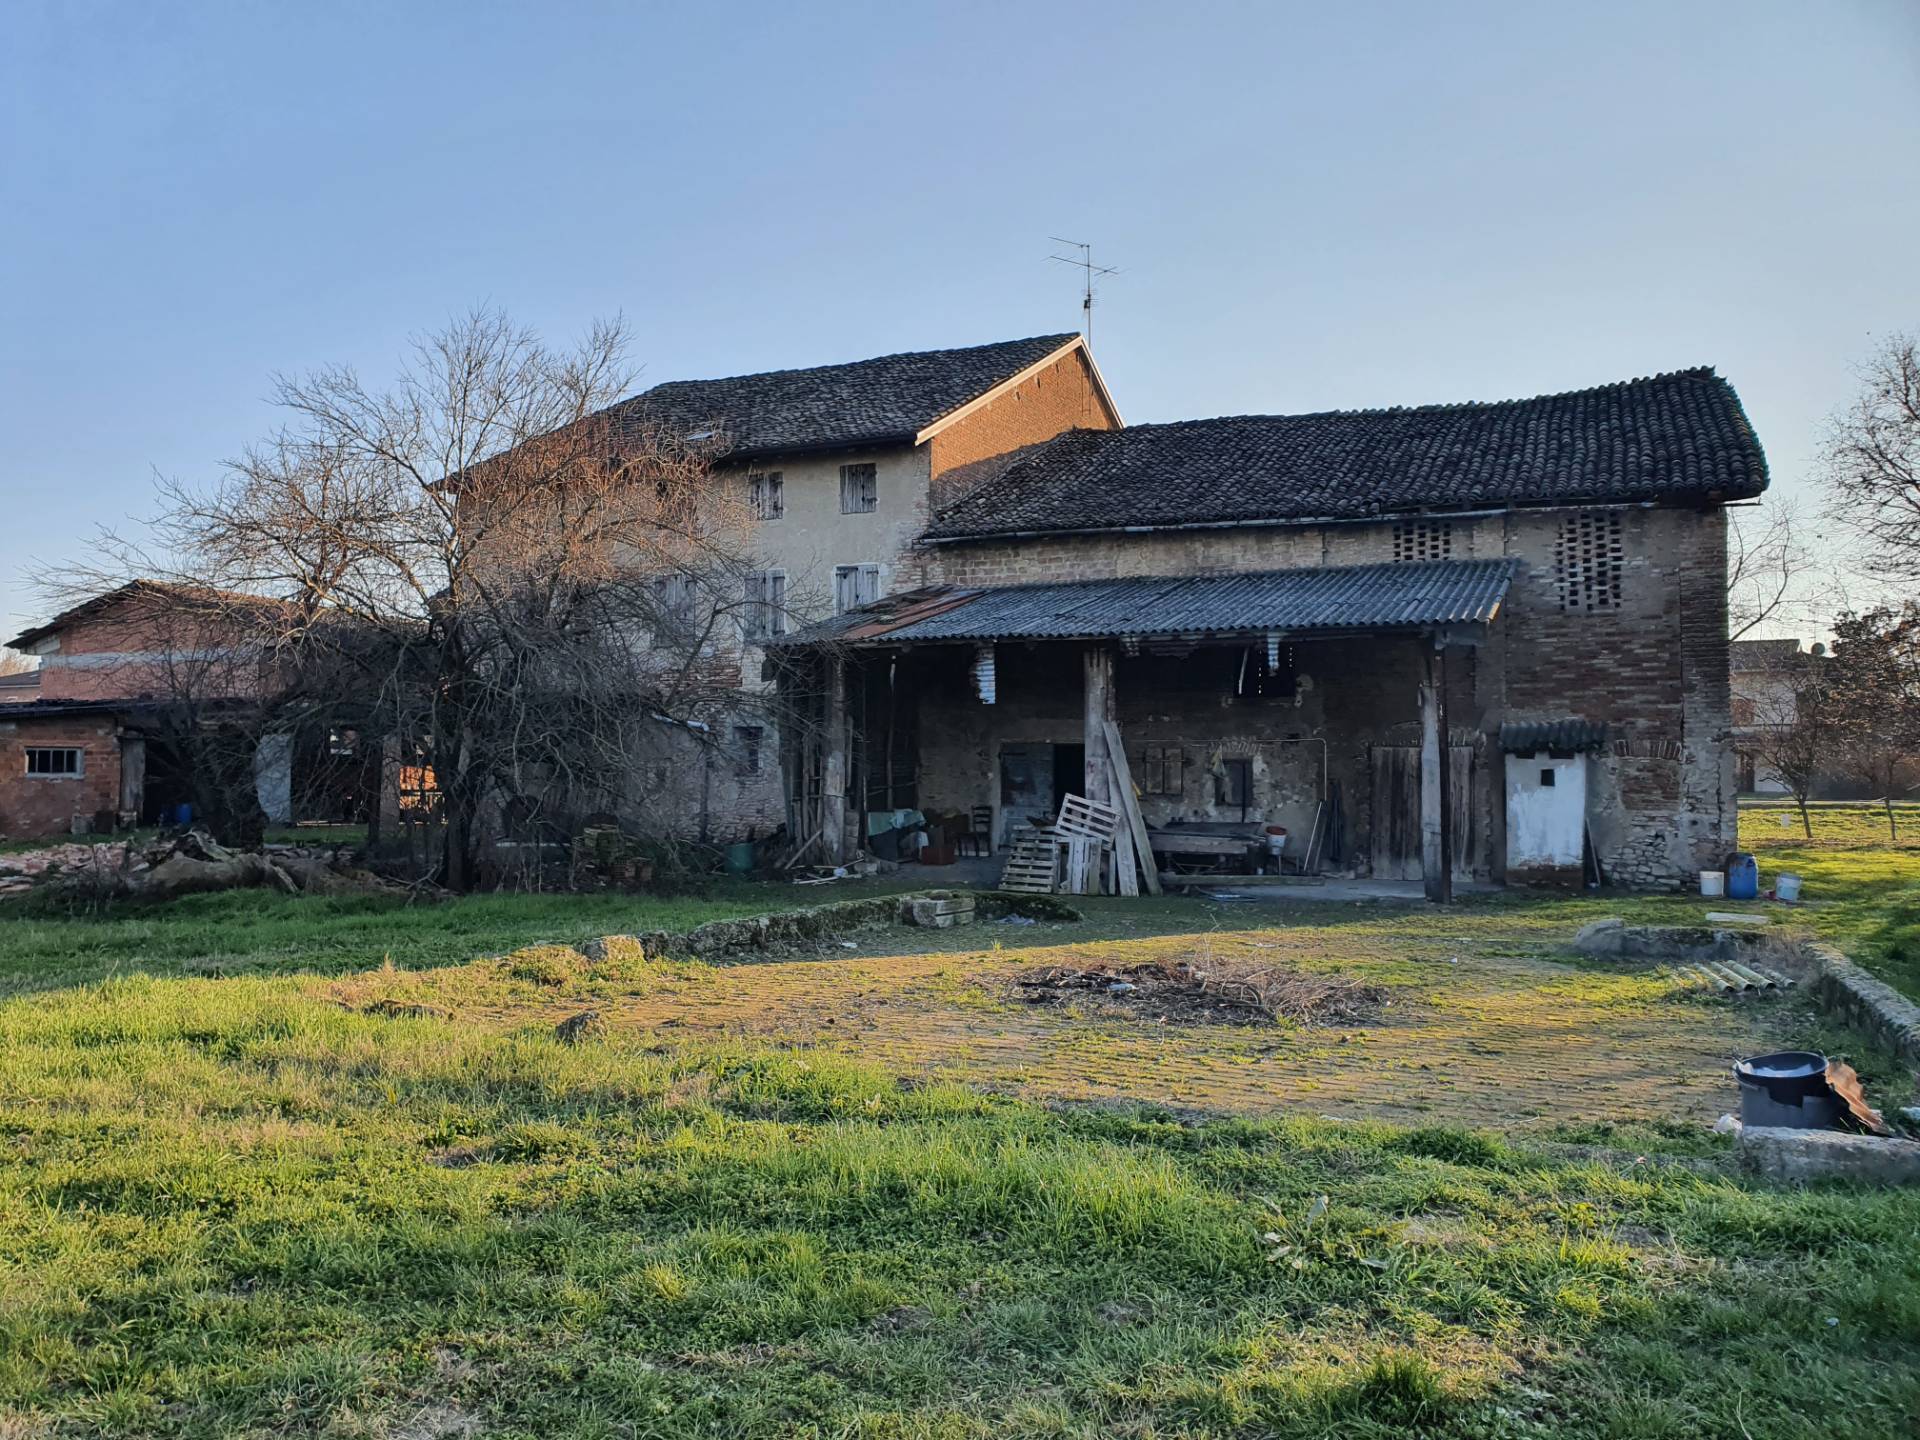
[1540,768,1556,787]
[24,747,82,777]
[834,563,884,613]
[1392,519,1453,563]
[733,725,764,777]
[839,463,878,514]
[1554,512,1624,612]
[742,571,788,640]
[1140,744,1184,797]
[747,472,784,520]
[1214,757,1253,813]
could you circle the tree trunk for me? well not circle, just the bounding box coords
[1888,793,1899,841]
[1797,795,1812,839]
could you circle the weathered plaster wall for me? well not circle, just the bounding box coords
[728,445,936,623]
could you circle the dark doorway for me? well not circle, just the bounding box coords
[1052,744,1085,806]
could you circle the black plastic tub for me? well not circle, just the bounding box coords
[1733,1051,1837,1130]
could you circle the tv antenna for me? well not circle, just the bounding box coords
[1048,236,1119,347]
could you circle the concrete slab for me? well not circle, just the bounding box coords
[1738,1126,1920,1185]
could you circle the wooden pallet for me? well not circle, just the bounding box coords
[1055,793,1120,841]
[998,827,1060,894]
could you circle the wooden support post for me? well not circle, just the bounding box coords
[1084,645,1115,814]
[822,654,849,864]
[1421,642,1455,904]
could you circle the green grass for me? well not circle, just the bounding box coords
[1,829,1918,1435]
[1737,806,1920,1000]
[0,974,1915,1439]
[0,882,933,999]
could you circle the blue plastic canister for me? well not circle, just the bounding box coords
[1725,851,1759,901]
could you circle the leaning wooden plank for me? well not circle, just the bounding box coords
[1115,831,1139,896]
[1100,719,1162,896]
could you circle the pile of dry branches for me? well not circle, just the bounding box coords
[1013,955,1384,1026]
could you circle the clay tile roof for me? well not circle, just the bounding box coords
[926,367,1768,540]
[604,333,1083,462]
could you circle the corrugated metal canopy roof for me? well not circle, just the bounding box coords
[783,558,1518,648]
[1498,719,1609,753]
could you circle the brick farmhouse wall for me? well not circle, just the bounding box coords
[0,715,122,839]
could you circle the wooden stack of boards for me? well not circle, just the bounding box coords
[995,723,1163,898]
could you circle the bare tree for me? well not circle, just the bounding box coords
[0,650,34,677]
[71,310,775,888]
[1741,649,1838,839]
[1827,604,1920,840]
[1825,333,1920,582]
[1726,497,1830,641]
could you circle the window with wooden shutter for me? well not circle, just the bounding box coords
[833,563,884,613]
[747,472,784,520]
[839,463,878,513]
[742,570,787,640]
[1140,744,1184,796]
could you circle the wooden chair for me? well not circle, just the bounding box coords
[959,805,994,857]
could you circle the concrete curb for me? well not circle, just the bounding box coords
[1738,1125,1920,1184]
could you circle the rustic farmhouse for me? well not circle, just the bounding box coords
[773,365,1768,891]
[4,336,1770,895]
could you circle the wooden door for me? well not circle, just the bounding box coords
[1370,746,1421,880]
[1370,744,1475,881]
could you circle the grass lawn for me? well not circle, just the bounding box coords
[1738,803,1920,999]
[1,832,1917,1436]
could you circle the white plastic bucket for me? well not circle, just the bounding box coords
[1700,870,1725,898]
[1776,872,1803,903]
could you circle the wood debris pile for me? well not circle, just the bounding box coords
[1013,955,1384,1026]
[0,830,409,901]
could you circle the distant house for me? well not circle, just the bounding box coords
[1730,638,1819,794]
[1,582,369,839]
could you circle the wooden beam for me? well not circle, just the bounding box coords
[1084,646,1115,813]
[1421,642,1455,903]
[822,655,849,864]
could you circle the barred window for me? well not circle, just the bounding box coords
[24,747,82,777]
[1554,512,1625,611]
[839,463,878,513]
[733,725,764,777]
[1392,519,1453,563]
[747,472,784,520]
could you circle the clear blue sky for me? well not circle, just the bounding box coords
[3,1,1917,639]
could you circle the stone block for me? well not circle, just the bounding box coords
[1738,1126,1920,1185]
